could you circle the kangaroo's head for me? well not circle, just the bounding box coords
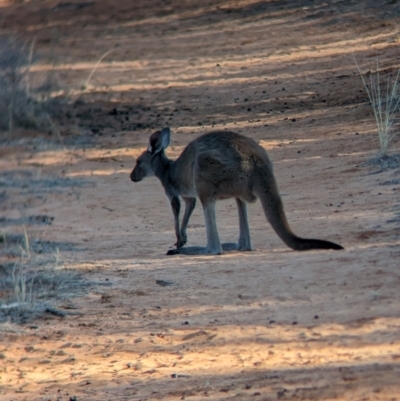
[130,127,171,182]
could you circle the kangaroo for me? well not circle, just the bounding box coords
[130,127,343,255]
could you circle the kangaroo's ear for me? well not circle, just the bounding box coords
[148,127,171,154]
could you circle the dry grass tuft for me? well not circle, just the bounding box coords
[0,229,82,323]
[0,36,59,136]
[354,57,400,158]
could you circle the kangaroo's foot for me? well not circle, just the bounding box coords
[167,243,252,255]
[166,246,222,256]
[221,242,252,251]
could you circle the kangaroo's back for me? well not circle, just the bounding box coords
[180,131,269,162]
[176,131,271,176]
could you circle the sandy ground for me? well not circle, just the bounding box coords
[1,0,400,400]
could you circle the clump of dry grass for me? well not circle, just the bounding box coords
[354,57,400,158]
[0,229,81,323]
[0,36,57,136]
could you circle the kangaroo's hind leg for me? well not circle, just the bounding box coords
[235,198,252,250]
[220,198,252,251]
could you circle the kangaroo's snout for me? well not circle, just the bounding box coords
[130,175,141,182]
[130,171,140,182]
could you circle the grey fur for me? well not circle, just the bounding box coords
[130,128,343,255]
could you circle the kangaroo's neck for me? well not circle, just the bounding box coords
[153,150,193,196]
[152,152,180,189]
[152,152,171,177]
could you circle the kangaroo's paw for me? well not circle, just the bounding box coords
[175,233,187,248]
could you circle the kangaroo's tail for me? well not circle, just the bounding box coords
[254,171,343,251]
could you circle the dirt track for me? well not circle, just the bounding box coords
[1,0,400,400]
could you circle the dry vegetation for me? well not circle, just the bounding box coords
[354,57,400,158]
[0,36,58,135]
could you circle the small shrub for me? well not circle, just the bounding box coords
[0,230,82,323]
[354,57,400,158]
[0,36,56,135]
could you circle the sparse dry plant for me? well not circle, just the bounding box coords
[0,36,57,136]
[11,230,32,311]
[1,229,81,323]
[354,57,400,158]
[82,49,114,91]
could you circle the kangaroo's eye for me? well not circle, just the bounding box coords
[137,160,141,166]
